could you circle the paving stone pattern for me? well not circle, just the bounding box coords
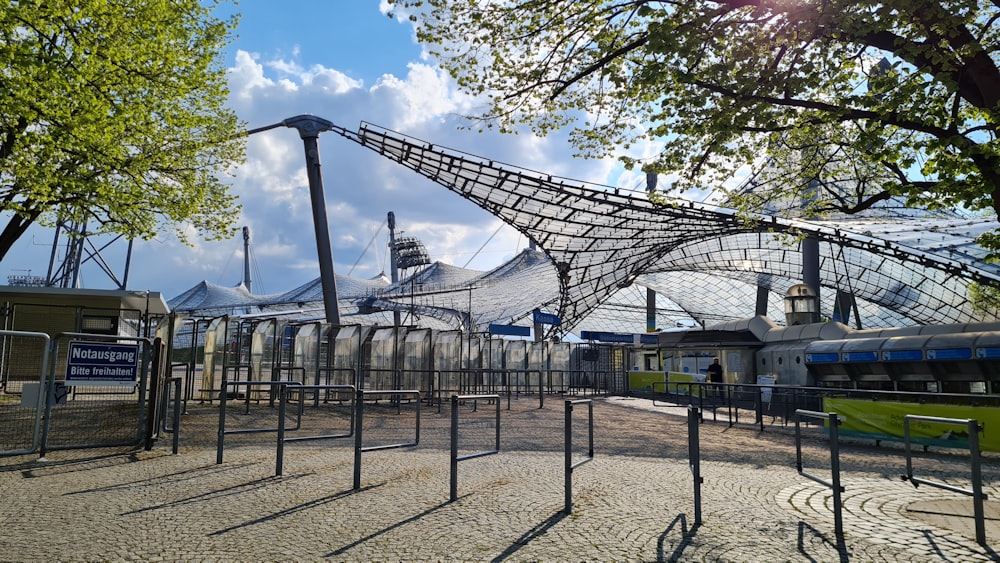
[1,395,997,562]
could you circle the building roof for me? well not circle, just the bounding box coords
[169,121,1000,336]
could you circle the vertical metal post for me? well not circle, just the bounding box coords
[450,395,459,501]
[353,387,364,490]
[276,385,287,476]
[495,397,502,452]
[216,380,228,465]
[539,370,544,409]
[171,377,181,455]
[803,234,821,316]
[38,338,55,460]
[388,212,401,328]
[586,400,594,460]
[969,419,986,546]
[794,412,803,472]
[688,406,703,525]
[903,417,914,480]
[282,115,340,325]
[564,399,573,514]
[756,385,764,432]
[828,411,844,539]
[242,226,252,293]
[143,341,159,451]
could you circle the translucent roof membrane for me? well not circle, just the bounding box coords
[317,122,1000,335]
[168,122,1000,335]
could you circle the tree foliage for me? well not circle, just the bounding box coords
[0,0,245,261]
[970,280,1000,315]
[389,0,1000,250]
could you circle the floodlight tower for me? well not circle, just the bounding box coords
[387,211,401,327]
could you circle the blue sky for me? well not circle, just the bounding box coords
[3,1,657,300]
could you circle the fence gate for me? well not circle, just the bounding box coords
[36,333,156,456]
[0,332,157,457]
[0,331,51,456]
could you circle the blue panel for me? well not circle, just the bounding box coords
[977,347,1000,359]
[842,351,878,362]
[65,341,139,384]
[581,331,636,343]
[532,311,562,326]
[489,323,531,336]
[926,348,972,361]
[881,349,922,361]
[805,352,840,363]
[639,334,658,345]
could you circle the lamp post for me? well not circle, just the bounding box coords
[247,115,340,325]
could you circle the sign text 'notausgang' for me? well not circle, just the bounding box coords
[65,342,139,386]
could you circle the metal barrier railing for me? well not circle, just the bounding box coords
[353,389,420,490]
[170,361,193,413]
[299,367,355,407]
[564,398,594,514]
[268,366,306,406]
[315,366,357,389]
[0,330,50,457]
[450,394,501,501]
[901,414,988,546]
[41,333,153,458]
[276,384,356,476]
[794,409,844,539]
[688,406,703,526]
[216,380,302,464]
[722,384,767,432]
[419,367,614,411]
[159,376,182,455]
[651,381,716,420]
[642,382,997,435]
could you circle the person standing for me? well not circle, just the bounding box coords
[706,358,723,400]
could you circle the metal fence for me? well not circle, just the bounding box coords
[640,381,1000,436]
[0,330,161,457]
[0,331,50,455]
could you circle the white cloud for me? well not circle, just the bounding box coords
[3,27,624,300]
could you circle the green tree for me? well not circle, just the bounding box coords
[389,1,1000,248]
[969,281,1000,316]
[0,0,245,261]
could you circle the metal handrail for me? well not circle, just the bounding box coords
[353,389,421,490]
[276,384,356,476]
[688,405,703,525]
[564,398,594,514]
[450,394,501,501]
[216,380,303,464]
[794,409,844,539]
[901,414,988,546]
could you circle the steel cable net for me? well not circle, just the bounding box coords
[324,122,1000,334]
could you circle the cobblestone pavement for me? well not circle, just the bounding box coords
[1,395,998,562]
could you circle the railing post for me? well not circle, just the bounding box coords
[688,406,702,525]
[539,369,544,409]
[828,411,843,539]
[564,398,595,514]
[794,409,844,540]
[564,399,573,514]
[756,385,764,431]
[170,376,181,455]
[277,384,287,476]
[450,395,459,501]
[216,380,228,464]
[969,419,986,547]
[354,387,364,490]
